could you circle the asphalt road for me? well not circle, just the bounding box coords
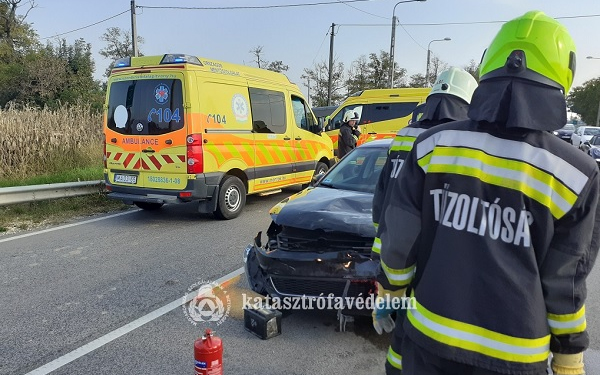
[0,188,599,375]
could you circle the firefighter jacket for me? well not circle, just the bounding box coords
[372,94,470,258]
[338,122,361,159]
[376,78,600,374]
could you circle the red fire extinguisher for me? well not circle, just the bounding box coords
[194,328,223,375]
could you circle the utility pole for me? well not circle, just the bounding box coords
[327,23,335,106]
[131,0,138,57]
[388,15,397,88]
[307,76,311,107]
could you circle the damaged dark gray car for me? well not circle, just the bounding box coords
[244,140,391,316]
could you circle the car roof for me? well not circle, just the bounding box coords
[357,139,393,148]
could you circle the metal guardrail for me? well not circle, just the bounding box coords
[0,180,104,206]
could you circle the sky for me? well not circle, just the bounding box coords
[23,0,600,101]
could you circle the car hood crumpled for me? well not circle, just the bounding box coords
[273,187,376,238]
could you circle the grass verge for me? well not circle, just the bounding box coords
[0,193,130,235]
[0,167,104,188]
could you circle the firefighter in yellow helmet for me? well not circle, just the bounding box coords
[371,66,478,375]
[374,10,598,375]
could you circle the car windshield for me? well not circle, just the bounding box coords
[318,145,388,193]
[584,127,600,135]
[562,124,575,131]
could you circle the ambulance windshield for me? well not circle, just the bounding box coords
[107,79,184,135]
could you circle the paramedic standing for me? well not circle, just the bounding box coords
[371,66,478,375]
[374,11,599,375]
[337,111,361,159]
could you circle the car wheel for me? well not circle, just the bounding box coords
[134,202,164,210]
[214,175,246,220]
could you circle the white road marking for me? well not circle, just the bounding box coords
[25,267,245,375]
[0,210,137,244]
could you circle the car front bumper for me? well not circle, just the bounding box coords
[244,237,379,315]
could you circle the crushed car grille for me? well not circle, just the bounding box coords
[270,277,375,298]
[277,227,373,253]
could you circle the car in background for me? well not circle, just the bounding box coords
[570,126,600,147]
[312,105,337,130]
[581,135,600,166]
[552,123,575,142]
[244,140,391,316]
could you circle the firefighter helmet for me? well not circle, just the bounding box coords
[343,111,359,123]
[429,66,478,104]
[479,10,576,95]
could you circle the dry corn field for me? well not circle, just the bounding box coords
[0,105,103,179]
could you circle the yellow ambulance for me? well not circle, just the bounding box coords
[324,88,430,156]
[103,54,333,219]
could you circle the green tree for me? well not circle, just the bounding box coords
[302,59,345,106]
[463,59,480,82]
[366,50,407,88]
[266,60,289,73]
[99,27,143,77]
[567,78,600,125]
[0,0,39,105]
[345,55,370,95]
[426,56,448,86]
[408,73,427,88]
[248,46,289,72]
[0,0,38,61]
[346,51,407,92]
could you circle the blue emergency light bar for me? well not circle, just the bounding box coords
[113,57,131,68]
[160,54,203,66]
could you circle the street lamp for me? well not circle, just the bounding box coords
[587,56,600,125]
[389,0,427,88]
[426,37,451,87]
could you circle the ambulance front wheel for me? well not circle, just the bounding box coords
[214,175,247,220]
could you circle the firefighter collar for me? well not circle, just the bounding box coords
[420,94,470,124]
[467,78,567,131]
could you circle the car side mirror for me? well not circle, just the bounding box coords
[584,141,591,146]
[309,171,326,187]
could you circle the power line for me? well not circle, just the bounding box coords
[337,13,600,27]
[335,0,388,20]
[137,0,375,11]
[312,27,331,65]
[40,9,129,40]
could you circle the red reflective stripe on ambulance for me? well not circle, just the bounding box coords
[123,153,135,168]
[148,155,162,170]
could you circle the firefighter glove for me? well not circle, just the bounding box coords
[372,282,405,335]
[551,352,585,375]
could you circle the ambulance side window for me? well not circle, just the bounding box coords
[291,96,316,132]
[249,88,286,134]
[361,102,418,123]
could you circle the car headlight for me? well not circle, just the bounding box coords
[552,131,559,135]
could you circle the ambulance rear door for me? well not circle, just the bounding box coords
[105,74,188,190]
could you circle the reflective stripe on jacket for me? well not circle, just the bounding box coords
[379,119,600,374]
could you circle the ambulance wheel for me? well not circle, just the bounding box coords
[134,202,164,210]
[214,175,246,220]
[315,161,329,176]
[302,162,329,189]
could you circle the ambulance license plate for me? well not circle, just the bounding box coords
[114,174,137,184]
